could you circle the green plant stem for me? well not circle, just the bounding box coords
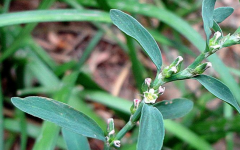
[188,53,206,69]
[0,73,3,150]
[109,102,144,147]
[113,121,135,141]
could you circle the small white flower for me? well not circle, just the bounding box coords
[143,88,158,103]
[114,140,121,148]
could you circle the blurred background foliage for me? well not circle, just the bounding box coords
[0,0,240,149]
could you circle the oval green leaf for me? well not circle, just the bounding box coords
[62,128,90,150]
[154,98,193,119]
[202,0,216,42]
[193,75,240,113]
[110,9,162,70]
[137,104,164,150]
[213,7,234,23]
[11,96,105,141]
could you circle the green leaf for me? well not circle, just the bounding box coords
[11,96,105,141]
[213,7,234,23]
[212,20,223,36]
[154,98,193,119]
[137,104,164,150]
[0,9,111,27]
[62,128,90,150]
[193,75,240,113]
[110,9,162,70]
[202,0,216,42]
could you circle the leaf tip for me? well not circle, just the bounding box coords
[11,97,22,103]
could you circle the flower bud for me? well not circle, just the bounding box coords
[193,62,212,74]
[162,56,183,78]
[107,118,115,137]
[145,78,151,87]
[162,66,172,78]
[113,140,121,148]
[134,99,141,109]
[130,99,141,114]
[209,31,222,51]
[213,31,221,43]
[229,33,240,43]
[158,86,165,95]
[169,56,183,69]
[142,78,151,92]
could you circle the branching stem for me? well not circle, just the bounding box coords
[109,49,209,148]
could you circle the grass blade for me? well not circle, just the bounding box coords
[15,109,27,150]
[126,35,145,91]
[164,120,213,150]
[62,128,91,150]
[4,119,66,149]
[33,122,60,150]
[0,74,3,150]
[0,9,111,28]
[0,0,55,62]
[75,25,107,70]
